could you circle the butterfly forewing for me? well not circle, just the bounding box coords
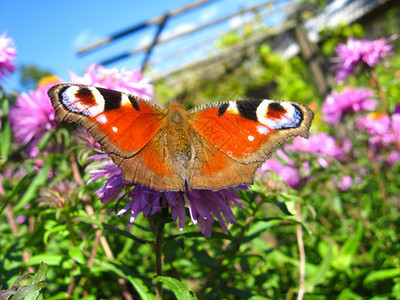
[48,84,165,157]
[188,99,314,164]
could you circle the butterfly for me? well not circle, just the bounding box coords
[48,84,314,192]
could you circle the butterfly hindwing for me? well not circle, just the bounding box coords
[48,84,165,157]
[188,131,260,190]
[188,99,314,164]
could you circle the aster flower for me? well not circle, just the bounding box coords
[76,130,244,238]
[9,82,58,157]
[285,132,346,161]
[322,87,377,125]
[39,180,79,208]
[257,154,302,189]
[331,35,397,83]
[87,150,244,237]
[0,32,17,82]
[332,175,353,191]
[258,132,348,189]
[356,111,400,164]
[69,64,154,100]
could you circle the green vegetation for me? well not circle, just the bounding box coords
[1,15,399,300]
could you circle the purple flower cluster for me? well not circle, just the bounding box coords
[322,87,377,125]
[0,32,17,82]
[86,142,244,238]
[258,133,348,189]
[257,150,308,189]
[9,82,58,157]
[356,111,400,165]
[331,35,397,83]
[331,175,354,191]
[69,64,154,100]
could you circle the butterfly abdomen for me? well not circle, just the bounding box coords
[166,104,193,168]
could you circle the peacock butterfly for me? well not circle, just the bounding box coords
[48,84,314,191]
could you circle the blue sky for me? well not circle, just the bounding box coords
[1,0,285,91]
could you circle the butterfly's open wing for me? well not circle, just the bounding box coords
[188,99,313,189]
[49,84,165,157]
[49,84,185,190]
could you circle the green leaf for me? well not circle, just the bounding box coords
[0,121,11,164]
[363,269,400,287]
[13,281,46,300]
[36,130,54,151]
[273,201,293,216]
[166,231,231,241]
[24,262,48,300]
[305,243,333,290]
[249,296,273,300]
[101,222,152,244]
[68,246,86,265]
[43,224,67,245]
[0,168,35,215]
[0,95,11,162]
[335,224,363,270]
[14,158,52,210]
[156,276,192,300]
[27,254,63,266]
[337,288,363,300]
[74,215,103,228]
[94,259,155,300]
[32,261,48,284]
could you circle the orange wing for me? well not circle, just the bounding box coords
[189,99,313,164]
[48,84,165,157]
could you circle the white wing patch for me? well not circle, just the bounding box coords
[61,86,105,117]
[121,94,131,106]
[96,114,108,124]
[256,100,302,129]
[227,102,239,114]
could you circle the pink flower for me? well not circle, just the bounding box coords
[9,83,58,157]
[356,111,400,165]
[356,112,394,148]
[331,35,397,83]
[332,175,353,191]
[69,64,153,100]
[0,32,17,82]
[285,132,346,160]
[258,132,348,189]
[258,157,301,189]
[322,87,377,125]
[257,150,313,189]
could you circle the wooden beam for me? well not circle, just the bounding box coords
[99,0,280,66]
[141,14,170,71]
[292,22,330,98]
[77,0,216,55]
[152,20,296,82]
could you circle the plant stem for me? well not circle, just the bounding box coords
[197,194,265,298]
[369,68,388,113]
[150,216,166,300]
[296,202,306,300]
[365,145,388,201]
[5,205,35,273]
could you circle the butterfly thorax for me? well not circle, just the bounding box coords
[166,104,192,168]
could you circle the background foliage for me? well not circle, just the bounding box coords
[1,6,400,300]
